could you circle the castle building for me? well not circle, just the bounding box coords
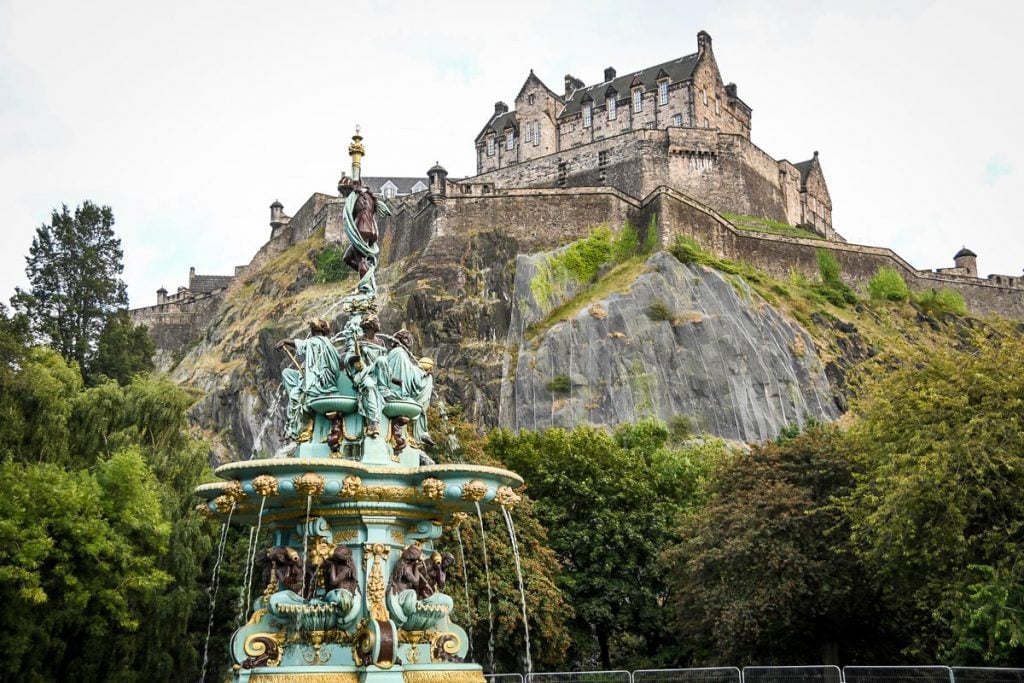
[472,31,835,239]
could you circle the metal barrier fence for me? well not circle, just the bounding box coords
[528,671,632,683]
[844,667,954,683]
[635,667,742,683]
[745,666,843,683]
[497,667,1024,683]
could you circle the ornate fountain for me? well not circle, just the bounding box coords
[195,129,524,683]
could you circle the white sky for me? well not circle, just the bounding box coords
[1,0,1020,308]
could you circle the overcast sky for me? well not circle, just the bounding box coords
[1,0,1020,308]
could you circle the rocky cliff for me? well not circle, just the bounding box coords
[169,223,969,463]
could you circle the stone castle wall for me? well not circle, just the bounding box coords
[471,127,831,236]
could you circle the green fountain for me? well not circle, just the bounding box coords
[195,129,524,683]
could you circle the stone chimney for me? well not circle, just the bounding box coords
[494,101,508,115]
[564,74,585,98]
[954,247,978,277]
[725,82,737,101]
[156,286,167,304]
[604,67,616,82]
[188,267,196,289]
[697,30,713,56]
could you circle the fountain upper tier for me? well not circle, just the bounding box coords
[195,459,524,526]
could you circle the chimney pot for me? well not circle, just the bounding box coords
[604,67,616,82]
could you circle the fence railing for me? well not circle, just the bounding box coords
[492,668,1024,683]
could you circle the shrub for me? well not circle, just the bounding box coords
[668,414,694,441]
[816,249,842,283]
[315,246,349,283]
[546,374,571,394]
[611,221,640,263]
[646,299,674,322]
[813,281,858,307]
[915,288,968,316]
[868,267,910,302]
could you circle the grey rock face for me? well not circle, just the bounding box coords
[498,251,838,441]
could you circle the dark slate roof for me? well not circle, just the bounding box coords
[561,53,699,117]
[794,159,814,184]
[189,274,233,294]
[360,177,429,195]
[475,110,519,142]
[955,247,977,258]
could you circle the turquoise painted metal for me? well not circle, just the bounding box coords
[195,130,523,683]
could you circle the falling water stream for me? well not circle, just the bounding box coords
[454,526,474,659]
[200,503,235,683]
[299,495,312,600]
[238,495,269,623]
[501,506,533,674]
[474,502,496,673]
[236,526,256,623]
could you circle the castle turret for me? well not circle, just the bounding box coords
[427,161,448,198]
[156,286,167,304]
[954,247,978,277]
[564,74,584,98]
[270,199,286,229]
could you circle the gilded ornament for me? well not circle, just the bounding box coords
[194,502,214,517]
[214,495,236,513]
[365,542,390,621]
[224,479,246,502]
[390,529,406,544]
[334,529,358,542]
[421,477,445,500]
[252,474,279,496]
[403,671,484,683]
[449,512,469,526]
[340,475,363,497]
[251,675,359,683]
[294,472,326,496]
[460,480,488,502]
[493,485,522,508]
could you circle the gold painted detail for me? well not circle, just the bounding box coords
[334,529,358,542]
[194,502,214,517]
[461,480,488,502]
[399,629,427,664]
[429,630,463,663]
[448,512,469,526]
[294,472,326,496]
[224,479,246,502]
[252,474,280,496]
[250,675,359,683]
[390,529,406,544]
[365,542,390,621]
[243,630,285,666]
[340,475,362,497]
[421,478,445,500]
[213,495,235,513]
[403,671,485,683]
[494,486,522,508]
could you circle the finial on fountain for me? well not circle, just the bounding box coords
[348,125,365,182]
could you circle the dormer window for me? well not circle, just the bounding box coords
[607,96,616,120]
[632,88,642,113]
[487,137,495,156]
[583,102,592,128]
[658,80,669,105]
[381,180,398,199]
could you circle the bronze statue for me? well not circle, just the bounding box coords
[259,546,303,594]
[323,545,358,594]
[424,551,454,592]
[388,544,433,600]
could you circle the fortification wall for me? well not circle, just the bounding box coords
[650,188,1024,318]
[129,292,224,354]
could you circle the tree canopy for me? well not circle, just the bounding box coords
[11,201,129,374]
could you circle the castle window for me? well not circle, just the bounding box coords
[673,113,682,126]
[487,137,495,156]
[645,122,656,129]
[524,123,532,143]
[528,94,535,105]
[607,96,616,120]
[599,150,609,168]
[532,121,541,145]
[703,89,708,105]
[715,98,720,115]
[658,80,669,105]
[704,118,709,128]
[506,132,514,150]
[583,103,592,128]
[557,161,567,186]
[632,88,642,113]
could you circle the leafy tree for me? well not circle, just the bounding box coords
[432,410,571,672]
[90,310,155,385]
[11,201,128,371]
[487,420,722,669]
[913,287,968,316]
[843,325,1024,663]
[664,424,889,665]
